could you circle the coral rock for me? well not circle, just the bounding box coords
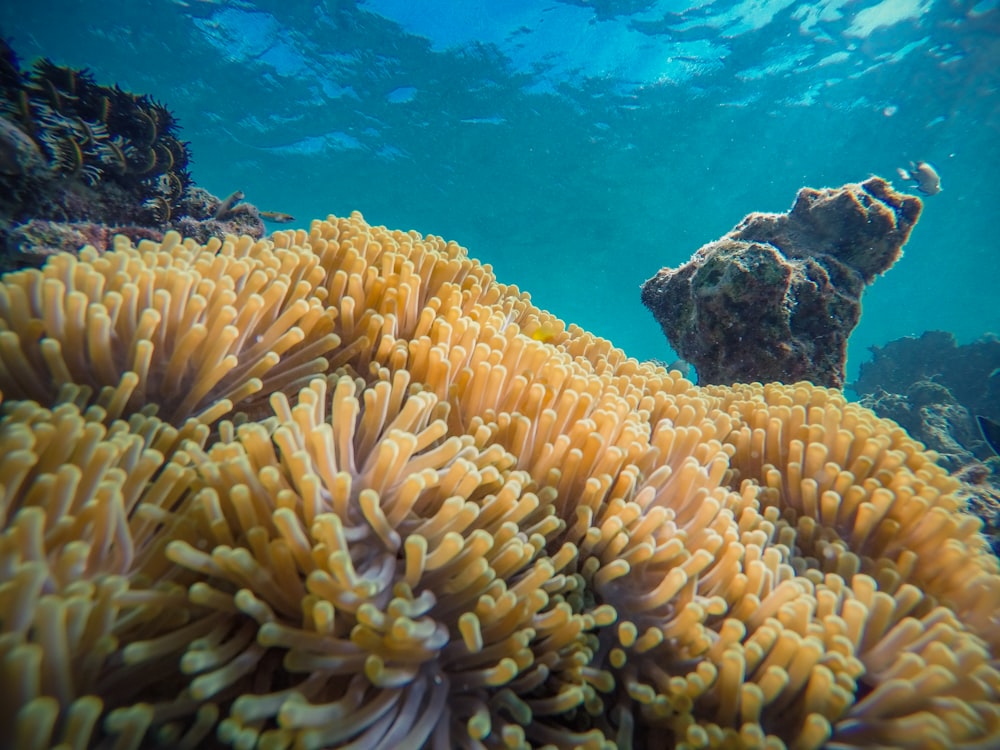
[853,330,1000,429]
[4,218,166,265]
[641,177,922,388]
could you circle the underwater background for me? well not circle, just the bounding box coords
[2,0,998,385]
[5,4,1000,749]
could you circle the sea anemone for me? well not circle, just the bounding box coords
[1,212,998,749]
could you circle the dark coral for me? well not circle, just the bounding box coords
[0,38,263,268]
[955,464,1000,558]
[640,177,922,388]
[852,330,1000,426]
[852,330,1000,554]
[859,381,987,469]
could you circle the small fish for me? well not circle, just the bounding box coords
[896,161,942,195]
[977,415,1000,457]
[259,210,295,223]
[530,321,559,343]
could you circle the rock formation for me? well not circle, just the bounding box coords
[641,177,922,387]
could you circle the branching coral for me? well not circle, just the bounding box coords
[1,213,999,750]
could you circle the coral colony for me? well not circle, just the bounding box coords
[2,42,1000,750]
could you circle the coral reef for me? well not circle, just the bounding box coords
[640,177,922,388]
[852,330,1000,554]
[0,39,263,269]
[2,212,999,750]
[852,330,1000,434]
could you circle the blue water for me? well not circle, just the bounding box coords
[3,0,998,386]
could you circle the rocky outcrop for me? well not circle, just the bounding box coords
[641,177,922,387]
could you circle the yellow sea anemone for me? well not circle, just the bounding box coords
[1,213,998,750]
[0,231,339,424]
